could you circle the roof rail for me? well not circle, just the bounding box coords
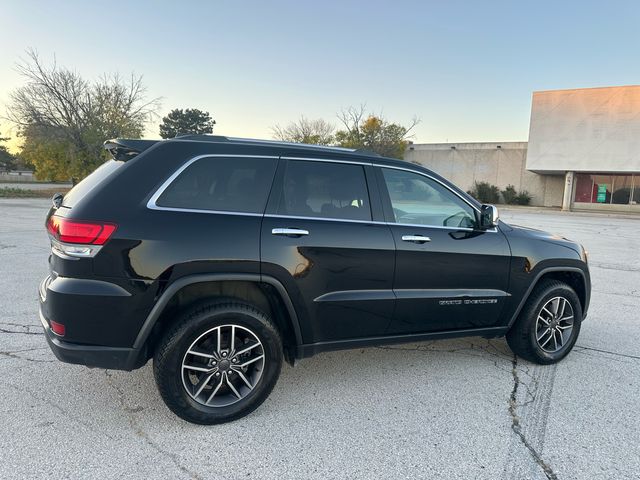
[172,134,360,153]
[354,148,381,157]
[104,135,379,159]
[225,136,357,153]
[173,134,230,142]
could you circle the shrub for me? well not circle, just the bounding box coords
[467,181,500,204]
[501,185,531,205]
[501,185,518,204]
[0,187,70,198]
[515,191,532,205]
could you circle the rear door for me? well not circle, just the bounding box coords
[376,166,512,334]
[261,158,396,344]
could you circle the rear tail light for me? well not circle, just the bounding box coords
[47,217,117,258]
[47,217,117,245]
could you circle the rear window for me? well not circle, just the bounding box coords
[62,160,124,207]
[155,156,278,214]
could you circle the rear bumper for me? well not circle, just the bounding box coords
[39,307,139,370]
[39,275,147,371]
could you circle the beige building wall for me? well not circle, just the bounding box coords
[527,85,640,173]
[405,142,564,207]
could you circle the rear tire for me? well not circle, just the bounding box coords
[506,280,582,364]
[153,300,282,424]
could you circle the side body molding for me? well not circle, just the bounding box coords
[127,273,304,366]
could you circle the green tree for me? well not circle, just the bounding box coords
[334,106,419,159]
[271,116,335,145]
[159,108,216,138]
[18,125,73,181]
[6,49,159,182]
[0,126,17,172]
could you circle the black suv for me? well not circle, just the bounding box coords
[40,135,590,424]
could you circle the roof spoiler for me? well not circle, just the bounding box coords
[103,139,159,160]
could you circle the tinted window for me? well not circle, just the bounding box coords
[277,160,371,221]
[63,160,124,207]
[382,168,476,228]
[156,156,277,213]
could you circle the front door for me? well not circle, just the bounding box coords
[261,159,396,344]
[377,166,512,334]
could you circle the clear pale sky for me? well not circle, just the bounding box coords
[1,0,639,151]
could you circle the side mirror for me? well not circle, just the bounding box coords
[480,204,499,229]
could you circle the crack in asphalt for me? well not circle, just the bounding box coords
[5,382,116,440]
[592,289,640,299]
[0,346,54,363]
[103,370,204,480]
[376,339,563,478]
[574,344,640,361]
[588,261,640,272]
[376,339,513,361]
[0,326,43,336]
[509,356,558,480]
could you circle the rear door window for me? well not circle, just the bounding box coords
[155,156,278,214]
[276,160,371,221]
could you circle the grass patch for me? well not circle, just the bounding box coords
[0,187,71,198]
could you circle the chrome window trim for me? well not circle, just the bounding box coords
[263,213,487,232]
[146,153,496,233]
[394,221,498,233]
[265,213,380,225]
[147,205,264,217]
[146,154,279,214]
[393,221,472,231]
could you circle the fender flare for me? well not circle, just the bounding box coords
[126,273,303,367]
[507,266,589,328]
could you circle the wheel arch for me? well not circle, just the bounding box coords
[507,267,589,328]
[128,274,303,368]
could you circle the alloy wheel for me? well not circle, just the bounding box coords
[535,296,574,353]
[181,324,265,407]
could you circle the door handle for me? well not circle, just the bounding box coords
[272,228,309,237]
[401,235,431,243]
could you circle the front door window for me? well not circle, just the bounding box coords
[381,168,477,228]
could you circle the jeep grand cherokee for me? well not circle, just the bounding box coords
[40,135,590,424]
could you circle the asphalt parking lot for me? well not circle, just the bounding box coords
[1,199,639,480]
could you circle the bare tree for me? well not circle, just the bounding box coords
[271,116,335,145]
[336,104,368,136]
[6,49,160,180]
[335,105,419,159]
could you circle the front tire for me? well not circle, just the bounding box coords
[153,300,282,424]
[506,280,582,364]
